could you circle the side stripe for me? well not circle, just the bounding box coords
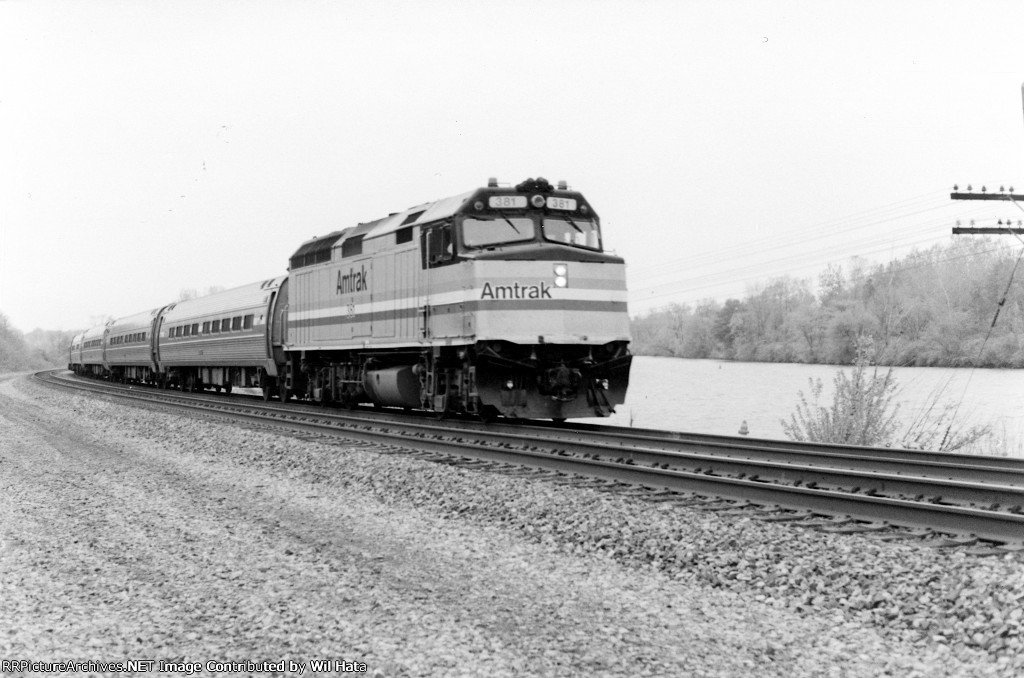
[290,299,626,329]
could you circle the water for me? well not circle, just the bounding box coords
[581,357,1024,455]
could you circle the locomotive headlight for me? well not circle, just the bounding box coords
[599,378,609,390]
[553,263,569,288]
[503,379,515,390]
[474,200,484,211]
[530,194,545,208]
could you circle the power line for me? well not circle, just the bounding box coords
[627,191,1016,308]
[628,194,993,288]
[629,233,1019,306]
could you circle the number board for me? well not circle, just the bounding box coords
[488,195,528,209]
[546,197,577,210]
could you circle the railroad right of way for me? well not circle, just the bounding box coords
[8,372,1024,675]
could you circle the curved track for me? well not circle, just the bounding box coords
[36,370,1024,547]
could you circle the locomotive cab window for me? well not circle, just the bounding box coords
[422,223,455,268]
[542,217,602,251]
[462,216,535,249]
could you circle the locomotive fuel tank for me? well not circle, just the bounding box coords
[362,365,422,409]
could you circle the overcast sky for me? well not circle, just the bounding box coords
[3,0,1024,332]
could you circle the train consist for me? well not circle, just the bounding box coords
[69,177,632,421]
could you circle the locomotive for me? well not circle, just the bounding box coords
[69,177,632,421]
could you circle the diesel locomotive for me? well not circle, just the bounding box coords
[69,177,632,421]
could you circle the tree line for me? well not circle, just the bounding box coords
[631,237,1024,368]
[3,239,1022,371]
[0,313,77,372]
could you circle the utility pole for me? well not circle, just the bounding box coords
[950,82,1024,234]
[950,187,1024,234]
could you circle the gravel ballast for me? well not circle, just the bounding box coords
[1,373,1022,676]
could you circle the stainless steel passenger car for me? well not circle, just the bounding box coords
[68,332,85,372]
[77,325,106,377]
[155,277,286,393]
[104,308,162,383]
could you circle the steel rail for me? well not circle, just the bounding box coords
[41,370,1024,498]
[504,421,1024,476]
[37,371,1024,544]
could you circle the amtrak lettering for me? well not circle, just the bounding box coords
[480,281,553,300]
[336,266,368,295]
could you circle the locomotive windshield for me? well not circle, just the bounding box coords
[462,216,535,248]
[543,217,602,251]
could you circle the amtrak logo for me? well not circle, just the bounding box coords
[480,281,553,300]
[336,266,368,295]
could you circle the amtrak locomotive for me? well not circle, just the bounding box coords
[69,177,632,421]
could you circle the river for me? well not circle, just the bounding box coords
[580,357,1024,456]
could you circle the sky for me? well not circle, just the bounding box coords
[3,0,1024,332]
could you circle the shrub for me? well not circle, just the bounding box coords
[781,338,901,447]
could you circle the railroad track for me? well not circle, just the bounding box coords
[35,370,1024,548]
